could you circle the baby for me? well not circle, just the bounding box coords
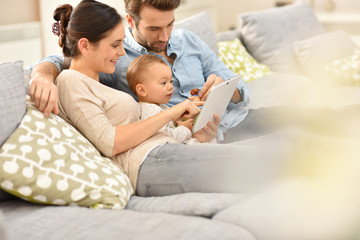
[126,54,199,144]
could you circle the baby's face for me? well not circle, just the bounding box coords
[141,62,173,105]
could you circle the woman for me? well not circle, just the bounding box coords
[54,0,290,196]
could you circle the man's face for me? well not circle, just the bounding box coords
[128,6,175,53]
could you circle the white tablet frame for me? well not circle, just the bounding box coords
[192,75,241,133]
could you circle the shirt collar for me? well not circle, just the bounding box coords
[124,27,148,54]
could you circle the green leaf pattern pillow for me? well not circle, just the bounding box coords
[218,38,271,82]
[0,99,133,209]
[324,48,360,86]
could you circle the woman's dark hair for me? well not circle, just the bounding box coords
[53,0,122,58]
[124,0,181,26]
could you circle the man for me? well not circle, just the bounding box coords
[29,0,249,142]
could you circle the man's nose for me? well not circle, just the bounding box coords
[159,29,169,42]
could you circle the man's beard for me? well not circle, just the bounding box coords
[135,29,168,53]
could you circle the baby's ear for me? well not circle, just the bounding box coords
[135,84,147,97]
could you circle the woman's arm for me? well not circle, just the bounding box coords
[112,100,201,155]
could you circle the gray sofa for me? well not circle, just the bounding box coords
[1,1,360,239]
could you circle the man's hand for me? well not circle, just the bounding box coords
[199,74,224,101]
[199,74,242,103]
[30,74,59,117]
[193,114,220,142]
[29,62,60,117]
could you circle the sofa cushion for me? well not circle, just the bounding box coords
[239,1,325,74]
[0,99,133,209]
[0,61,26,147]
[174,11,218,54]
[2,201,256,240]
[217,38,271,82]
[126,192,245,218]
[247,72,315,109]
[294,31,357,83]
[0,211,6,240]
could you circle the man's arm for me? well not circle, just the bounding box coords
[29,61,60,117]
[188,31,250,105]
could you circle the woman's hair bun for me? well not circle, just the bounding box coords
[53,4,73,48]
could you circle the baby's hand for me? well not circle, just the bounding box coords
[176,119,194,131]
[189,96,201,102]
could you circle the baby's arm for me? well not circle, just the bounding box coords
[140,103,193,142]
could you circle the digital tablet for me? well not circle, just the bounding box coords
[192,75,241,132]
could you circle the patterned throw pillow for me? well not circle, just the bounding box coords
[0,99,133,209]
[324,49,360,86]
[217,39,271,82]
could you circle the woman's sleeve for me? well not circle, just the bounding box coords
[58,79,116,157]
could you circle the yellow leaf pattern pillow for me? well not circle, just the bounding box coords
[218,39,271,82]
[324,48,360,86]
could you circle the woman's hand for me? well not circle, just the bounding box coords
[193,113,220,142]
[113,100,203,156]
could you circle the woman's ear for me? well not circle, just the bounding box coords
[78,38,91,54]
[135,84,147,98]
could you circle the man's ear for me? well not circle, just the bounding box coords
[126,14,135,29]
[78,38,91,54]
[136,83,147,97]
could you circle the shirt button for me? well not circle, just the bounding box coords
[141,49,145,53]
[173,68,176,72]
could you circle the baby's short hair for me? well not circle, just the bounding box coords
[126,54,168,95]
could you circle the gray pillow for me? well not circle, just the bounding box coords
[174,11,218,54]
[0,61,26,147]
[239,1,325,74]
[294,31,357,82]
[216,28,242,43]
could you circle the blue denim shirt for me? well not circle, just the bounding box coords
[28,27,250,141]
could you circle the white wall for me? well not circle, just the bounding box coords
[1,0,359,64]
[213,0,360,31]
[0,0,39,26]
[314,0,360,13]
[214,0,275,31]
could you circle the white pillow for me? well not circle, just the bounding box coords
[294,31,357,83]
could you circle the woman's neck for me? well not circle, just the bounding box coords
[69,58,99,82]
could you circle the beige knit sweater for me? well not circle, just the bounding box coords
[56,70,178,190]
